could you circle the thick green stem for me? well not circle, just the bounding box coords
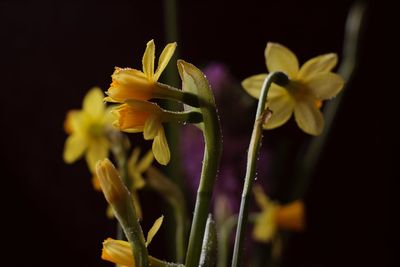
[185,106,222,267]
[231,72,288,267]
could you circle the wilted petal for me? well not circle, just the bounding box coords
[294,100,324,135]
[298,53,338,80]
[264,84,295,129]
[142,40,155,80]
[152,127,170,165]
[305,72,344,100]
[241,73,267,99]
[265,43,299,79]
[63,134,87,163]
[154,42,177,81]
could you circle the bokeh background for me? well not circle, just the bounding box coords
[0,1,391,266]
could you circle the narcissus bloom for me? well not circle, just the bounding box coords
[107,39,177,102]
[112,100,170,165]
[63,87,114,172]
[242,43,344,135]
[102,216,164,266]
[252,185,305,242]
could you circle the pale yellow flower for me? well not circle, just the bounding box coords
[242,43,344,135]
[107,40,177,102]
[63,87,114,172]
[112,100,170,165]
[252,185,305,242]
[102,216,164,266]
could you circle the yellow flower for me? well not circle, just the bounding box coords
[252,185,305,242]
[113,100,170,165]
[102,216,164,266]
[63,87,114,172]
[107,40,177,102]
[128,148,154,190]
[242,43,344,135]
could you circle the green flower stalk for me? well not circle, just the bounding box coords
[96,159,149,267]
[177,60,222,267]
[231,72,289,267]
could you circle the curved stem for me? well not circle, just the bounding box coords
[231,72,288,267]
[185,106,222,267]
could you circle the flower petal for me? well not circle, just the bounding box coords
[154,42,177,81]
[264,84,295,129]
[63,134,87,163]
[143,115,161,140]
[253,185,270,209]
[142,40,155,80]
[305,72,344,100]
[102,238,133,266]
[83,87,105,119]
[241,73,267,99]
[265,43,299,79]
[86,138,109,172]
[294,100,324,135]
[146,215,164,246]
[137,149,154,173]
[298,53,338,80]
[152,127,170,165]
[252,205,278,242]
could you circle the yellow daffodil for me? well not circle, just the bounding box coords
[63,87,114,173]
[112,100,171,165]
[242,42,345,135]
[102,216,164,266]
[107,40,177,102]
[128,147,154,190]
[252,185,305,242]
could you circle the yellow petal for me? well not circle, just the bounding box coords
[305,72,344,100]
[241,73,267,99]
[298,53,338,81]
[152,127,170,165]
[294,100,324,135]
[146,215,164,246]
[265,42,299,79]
[142,40,155,81]
[253,206,278,242]
[276,200,305,231]
[86,138,109,172]
[63,134,87,163]
[128,147,140,169]
[253,185,270,209]
[137,150,154,173]
[102,238,133,266]
[264,84,295,129]
[154,42,177,81]
[109,68,153,101]
[64,110,87,135]
[133,172,146,189]
[143,115,161,140]
[83,87,105,119]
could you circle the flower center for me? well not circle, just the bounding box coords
[88,123,104,138]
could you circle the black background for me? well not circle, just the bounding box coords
[0,1,391,266]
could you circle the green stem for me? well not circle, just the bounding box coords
[231,72,288,267]
[218,213,258,267]
[185,106,222,267]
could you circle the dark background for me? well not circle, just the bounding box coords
[0,1,391,266]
